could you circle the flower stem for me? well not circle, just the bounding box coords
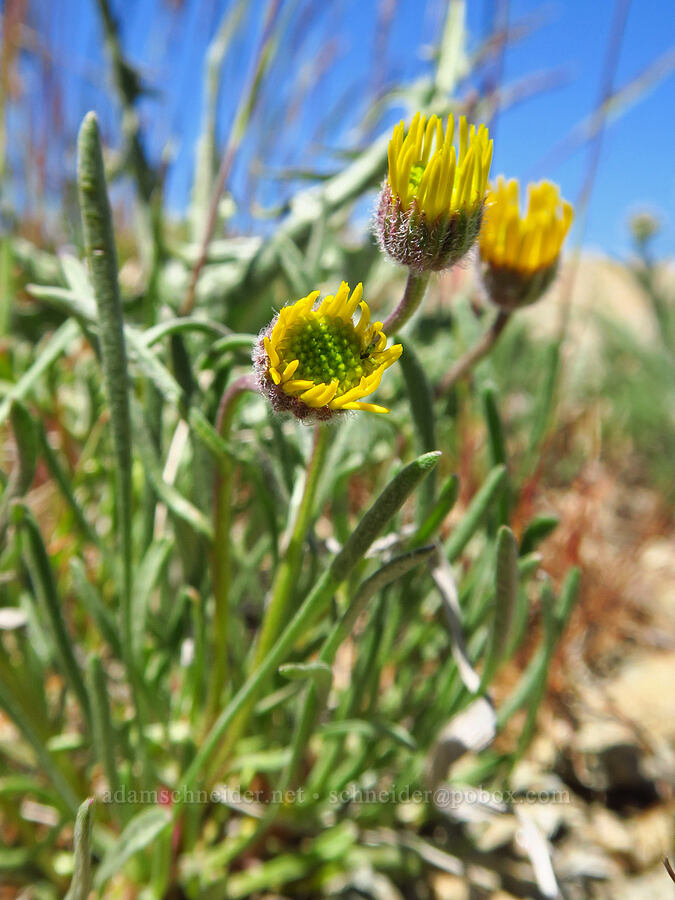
[206,374,257,727]
[436,309,511,396]
[253,422,330,670]
[382,270,431,334]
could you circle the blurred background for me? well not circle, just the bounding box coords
[0,1,674,897]
[2,0,674,256]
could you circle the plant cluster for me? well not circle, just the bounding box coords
[0,7,591,899]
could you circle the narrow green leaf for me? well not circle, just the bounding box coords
[0,319,79,426]
[169,333,195,402]
[77,111,133,612]
[0,402,38,541]
[188,406,239,465]
[398,338,436,519]
[321,546,436,665]
[133,405,213,540]
[331,451,441,576]
[515,580,557,756]
[318,718,417,750]
[199,333,258,370]
[131,536,173,664]
[266,546,437,810]
[25,283,92,320]
[226,853,314,899]
[520,515,559,556]
[555,566,581,633]
[14,503,91,728]
[177,452,440,795]
[445,464,507,562]
[497,579,557,735]
[482,385,509,525]
[28,282,184,404]
[279,661,332,699]
[87,655,120,799]
[482,526,519,688]
[65,798,95,900]
[60,252,93,299]
[8,401,38,493]
[0,236,12,336]
[70,560,122,657]
[411,474,460,547]
[0,677,79,814]
[0,775,59,805]
[38,424,98,544]
[141,317,231,347]
[94,806,171,888]
[126,329,183,404]
[502,554,542,659]
[529,340,560,454]
[482,385,506,467]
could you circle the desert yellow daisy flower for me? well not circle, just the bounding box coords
[254,282,402,421]
[479,177,573,309]
[375,112,493,271]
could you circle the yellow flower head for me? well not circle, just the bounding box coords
[375,113,493,271]
[479,177,573,309]
[254,282,402,421]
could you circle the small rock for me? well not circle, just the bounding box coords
[605,652,675,746]
[432,873,469,900]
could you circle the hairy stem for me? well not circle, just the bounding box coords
[254,423,330,668]
[382,270,431,335]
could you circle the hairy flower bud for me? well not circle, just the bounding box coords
[374,112,493,271]
[254,282,402,422]
[479,178,573,310]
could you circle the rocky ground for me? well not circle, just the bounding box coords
[431,256,675,899]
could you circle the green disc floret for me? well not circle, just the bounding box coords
[409,162,425,190]
[282,316,377,394]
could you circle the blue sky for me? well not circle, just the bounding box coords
[13,0,675,258]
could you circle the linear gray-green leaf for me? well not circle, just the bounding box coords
[14,503,91,728]
[0,319,79,426]
[177,452,440,795]
[445,464,507,562]
[94,806,171,888]
[412,474,460,547]
[65,798,94,900]
[77,111,133,607]
[331,451,441,576]
[482,526,519,688]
